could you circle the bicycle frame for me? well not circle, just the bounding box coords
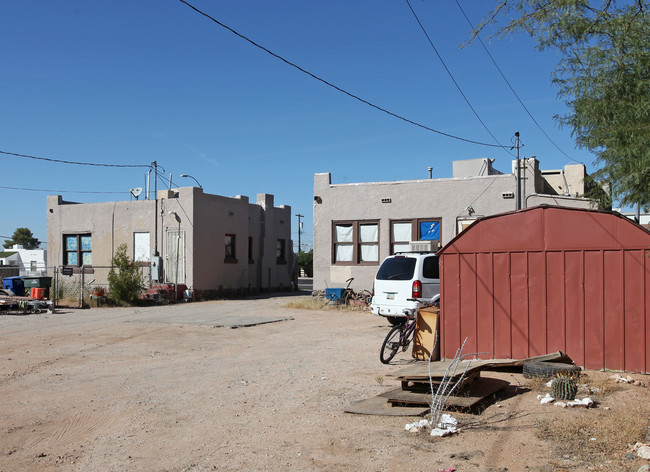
[380,310,418,364]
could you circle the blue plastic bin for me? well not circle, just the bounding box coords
[325,288,346,303]
[3,276,25,296]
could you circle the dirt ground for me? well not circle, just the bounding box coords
[1,294,649,472]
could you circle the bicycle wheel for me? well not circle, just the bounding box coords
[380,325,403,364]
[360,290,372,305]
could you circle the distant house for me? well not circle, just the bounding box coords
[0,245,47,276]
[313,157,602,292]
[47,187,295,296]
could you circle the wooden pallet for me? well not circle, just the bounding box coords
[345,373,508,416]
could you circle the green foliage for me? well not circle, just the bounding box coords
[476,1,650,207]
[297,249,313,277]
[551,376,578,401]
[107,244,143,305]
[3,227,40,249]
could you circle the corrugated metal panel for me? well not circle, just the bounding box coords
[439,206,650,373]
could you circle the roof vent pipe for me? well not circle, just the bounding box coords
[428,167,433,179]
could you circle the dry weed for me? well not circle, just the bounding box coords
[535,382,649,471]
[285,296,368,312]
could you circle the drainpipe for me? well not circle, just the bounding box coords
[561,169,571,196]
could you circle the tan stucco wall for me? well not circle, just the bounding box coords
[313,164,595,292]
[47,188,293,293]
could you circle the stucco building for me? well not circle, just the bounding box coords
[0,245,47,276]
[313,158,599,292]
[47,187,295,296]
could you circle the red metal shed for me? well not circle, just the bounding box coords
[439,206,650,373]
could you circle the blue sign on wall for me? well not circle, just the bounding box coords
[419,221,440,241]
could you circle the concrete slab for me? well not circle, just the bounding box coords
[127,297,297,328]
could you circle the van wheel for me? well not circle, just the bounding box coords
[387,316,405,326]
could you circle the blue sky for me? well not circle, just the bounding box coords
[1,0,599,250]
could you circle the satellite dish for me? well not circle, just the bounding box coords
[130,187,143,200]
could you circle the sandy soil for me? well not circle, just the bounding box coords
[1,294,648,472]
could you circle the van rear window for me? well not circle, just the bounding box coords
[376,257,416,280]
[422,256,439,279]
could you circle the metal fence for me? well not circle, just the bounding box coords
[51,264,152,308]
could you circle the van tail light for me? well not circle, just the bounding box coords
[412,280,422,298]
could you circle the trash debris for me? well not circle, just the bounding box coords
[566,397,593,408]
[538,393,555,404]
[539,394,593,408]
[629,442,650,460]
[405,419,429,433]
[438,468,455,472]
[430,414,458,437]
[609,373,639,384]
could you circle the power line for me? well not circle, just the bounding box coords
[0,149,151,168]
[0,185,128,194]
[454,0,583,165]
[177,0,505,149]
[404,0,513,157]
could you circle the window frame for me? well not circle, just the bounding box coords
[331,220,380,265]
[276,239,287,265]
[224,233,237,263]
[63,233,92,267]
[389,218,442,254]
[248,236,254,264]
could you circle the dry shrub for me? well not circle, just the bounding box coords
[579,372,622,397]
[285,296,368,312]
[524,375,551,392]
[535,386,649,470]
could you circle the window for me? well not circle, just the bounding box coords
[276,239,287,264]
[332,221,379,265]
[419,220,440,241]
[225,234,237,263]
[134,232,151,262]
[389,219,441,254]
[64,234,92,266]
[422,255,439,279]
[456,218,477,234]
[391,221,412,254]
[30,260,37,272]
[334,223,354,262]
[248,236,254,264]
[359,223,378,262]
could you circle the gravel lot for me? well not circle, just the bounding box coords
[1,294,648,472]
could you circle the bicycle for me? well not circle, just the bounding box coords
[379,309,417,364]
[379,299,438,364]
[344,284,372,306]
[327,278,372,306]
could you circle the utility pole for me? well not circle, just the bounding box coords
[295,213,304,253]
[514,132,521,211]
[153,161,158,255]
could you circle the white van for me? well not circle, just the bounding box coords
[370,250,440,324]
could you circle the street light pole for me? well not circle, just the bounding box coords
[180,174,202,188]
[168,211,181,302]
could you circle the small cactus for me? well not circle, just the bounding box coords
[551,376,578,400]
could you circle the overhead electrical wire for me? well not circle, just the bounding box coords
[454,0,583,165]
[0,185,128,194]
[176,0,505,149]
[404,0,513,157]
[0,149,151,168]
